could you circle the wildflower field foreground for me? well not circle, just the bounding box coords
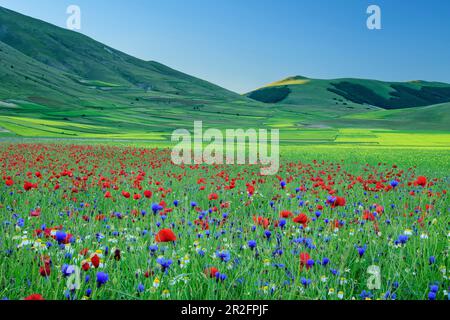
[0,143,448,300]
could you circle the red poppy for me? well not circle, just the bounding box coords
[205,267,219,278]
[415,176,427,187]
[24,294,44,300]
[5,179,13,186]
[331,196,346,208]
[155,229,177,242]
[363,210,375,221]
[144,190,152,198]
[133,193,142,200]
[280,210,293,218]
[39,264,51,277]
[23,181,37,191]
[247,185,255,196]
[91,254,100,268]
[293,213,308,227]
[121,191,131,198]
[82,262,90,271]
[208,193,218,201]
[300,252,311,270]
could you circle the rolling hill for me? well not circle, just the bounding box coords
[0,6,276,138]
[246,75,450,110]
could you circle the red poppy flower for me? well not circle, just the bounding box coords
[5,179,13,186]
[23,181,37,191]
[144,190,152,198]
[82,262,90,271]
[300,252,311,270]
[280,210,293,218]
[91,254,100,268]
[155,229,177,242]
[363,210,375,221]
[24,294,44,300]
[415,176,427,187]
[208,193,218,200]
[293,213,308,227]
[39,264,51,277]
[121,191,131,198]
[205,267,219,278]
[331,196,346,208]
[133,193,141,200]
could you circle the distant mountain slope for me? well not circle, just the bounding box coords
[0,6,244,102]
[0,6,276,138]
[247,75,450,109]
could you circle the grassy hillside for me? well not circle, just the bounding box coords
[0,7,242,99]
[247,76,450,110]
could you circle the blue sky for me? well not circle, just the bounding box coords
[0,0,449,93]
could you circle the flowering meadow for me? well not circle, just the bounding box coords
[0,143,448,300]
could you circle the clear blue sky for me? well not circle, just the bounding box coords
[0,0,449,93]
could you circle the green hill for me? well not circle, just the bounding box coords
[247,76,450,110]
[0,6,241,100]
[0,6,276,138]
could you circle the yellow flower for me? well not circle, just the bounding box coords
[162,289,170,298]
[153,277,160,288]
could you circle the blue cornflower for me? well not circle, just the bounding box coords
[430,285,438,293]
[55,231,67,244]
[357,245,366,257]
[191,201,197,208]
[322,257,330,266]
[157,257,173,272]
[428,292,436,300]
[16,218,25,228]
[173,200,179,207]
[151,203,163,214]
[301,277,311,287]
[360,290,373,300]
[137,283,145,293]
[216,250,231,262]
[215,272,227,282]
[390,180,399,187]
[264,230,272,239]
[96,272,109,287]
[280,181,286,188]
[429,256,436,265]
[248,240,257,249]
[396,235,408,245]
[61,264,75,277]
